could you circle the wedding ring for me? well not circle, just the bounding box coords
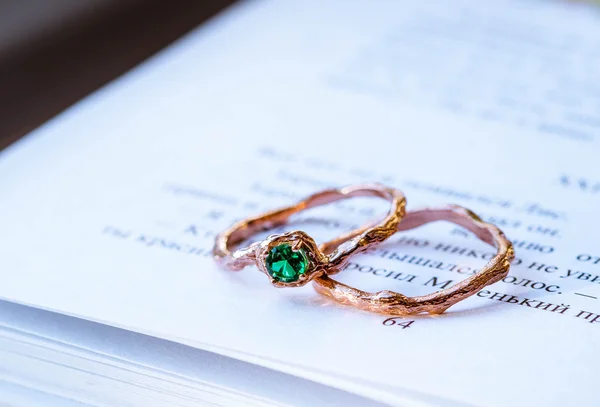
[213,184,406,288]
[313,205,514,314]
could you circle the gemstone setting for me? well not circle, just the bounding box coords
[265,243,309,283]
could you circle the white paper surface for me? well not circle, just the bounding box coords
[0,300,389,407]
[1,1,600,406]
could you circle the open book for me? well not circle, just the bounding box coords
[2,1,600,406]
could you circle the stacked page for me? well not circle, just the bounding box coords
[0,299,383,407]
[1,0,600,406]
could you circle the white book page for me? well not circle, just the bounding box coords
[0,300,390,407]
[1,1,600,406]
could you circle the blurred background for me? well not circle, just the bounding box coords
[2,0,598,152]
[0,0,234,150]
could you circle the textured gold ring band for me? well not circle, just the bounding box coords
[213,184,406,288]
[313,205,515,315]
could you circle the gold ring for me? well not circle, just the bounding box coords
[213,184,406,287]
[313,205,514,314]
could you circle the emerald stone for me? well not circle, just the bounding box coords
[266,244,309,283]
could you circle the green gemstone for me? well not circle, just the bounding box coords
[266,244,309,283]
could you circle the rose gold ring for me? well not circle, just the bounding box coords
[313,205,514,315]
[213,184,406,288]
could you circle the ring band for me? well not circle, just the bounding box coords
[313,205,514,314]
[213,184,406,287]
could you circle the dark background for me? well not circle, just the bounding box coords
[0,0,235,150]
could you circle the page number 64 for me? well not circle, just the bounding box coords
[382,317,414,329]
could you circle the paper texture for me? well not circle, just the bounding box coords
[0,300,386,407]
[1,1,600,406]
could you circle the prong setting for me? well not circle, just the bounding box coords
[255,231,327,287]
